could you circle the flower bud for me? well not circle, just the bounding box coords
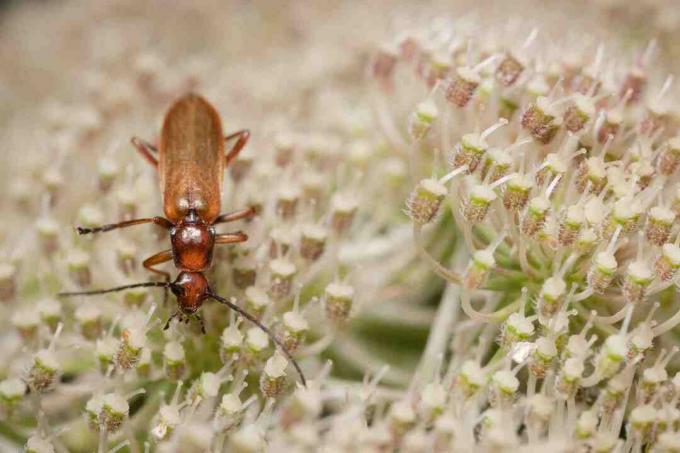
[221,324,244,358]
[279,311,308,352]
[0,262,17,302]
[603,198,642,238]
[75,305,102,340]
[36,216,59,255]
[0,378,26,412]
[116,186,137,220]
[558,205,585,246]
[483,148,513,182]
[37,298,62,332]
[100,393,129,432]
[260,352,288,398]
[455,360,487,399]
[527,394,553,427]
[521,97,562,144]
[136,348,151,378]
[588,252,617,294]
[463,249,495,289]
[452,133,487,172]
[555,357,584,399]
[463,185,496,223]
[445,67,480,107]
[597,110,622,143]
[575,410,598,440]
[232,257,256,289]
[12,308,40,340]
[25,436,54,453]
[576,228,598,255]
[629,404,656,443]
[564,95,595,132]
[407,178,447,226]
[646,206,675,246]
[116,328,146,369]
[152,404,181,440]
[408,100,438,140]
[499,312,534,350]
[590,432,619,453]
[276,184,300,219]
[521,197,550,236]
[269,226,293,258]
[536,153,567,186]
[489,370,519,408]
[25,349,60,393]
[658,137,680,176]
[372,45,398,83]
[213,393,243,432]
[503,175,533,211]
[274,133,295,167]
[96,337,118,373]
[244,286,270,320]
[593,335,627,381]
[389,400,416,437]
[656,243,680,281]
[245,327,269,356]
[623,260,654,304]
[269,258,297,300]
[188,372,221,405]
[300,224,327,261]
[528,337,557,379]
[577,157,607,194]
[537,277,566,319]
[420,382,447,423]
[330,193,358,234]
[496,53,524,86]
[324,282,354,323]
[97,157,119,192]
[229,424,264,453]
[163,341,186,380]
[66,249,91,287]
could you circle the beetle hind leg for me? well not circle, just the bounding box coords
[224,129,250,167]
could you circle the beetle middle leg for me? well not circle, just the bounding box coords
[224,129,250,167]
[143,249,173,305]
[213,207,256,225]
[131,137,159,167]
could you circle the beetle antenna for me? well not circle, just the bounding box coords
[58,281,174,297]
[207,291,307,387]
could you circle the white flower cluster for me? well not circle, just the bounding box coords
[373,16,680,452]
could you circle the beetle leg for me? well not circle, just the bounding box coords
[224,129,250,167]
[212,207,257,225]
[143,249,173,305]
[131,136,159,167]
[215,231,248,245]
[76,216,172,235]
[195,314,206,334]
[164,311,179,330]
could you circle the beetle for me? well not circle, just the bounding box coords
[59,94,306,385]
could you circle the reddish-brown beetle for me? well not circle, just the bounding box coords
[60,93,305,384]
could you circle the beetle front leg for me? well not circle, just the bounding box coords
[143,249,173,305]
[215,231,248,245]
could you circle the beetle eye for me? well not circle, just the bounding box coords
[170,285,184,297]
